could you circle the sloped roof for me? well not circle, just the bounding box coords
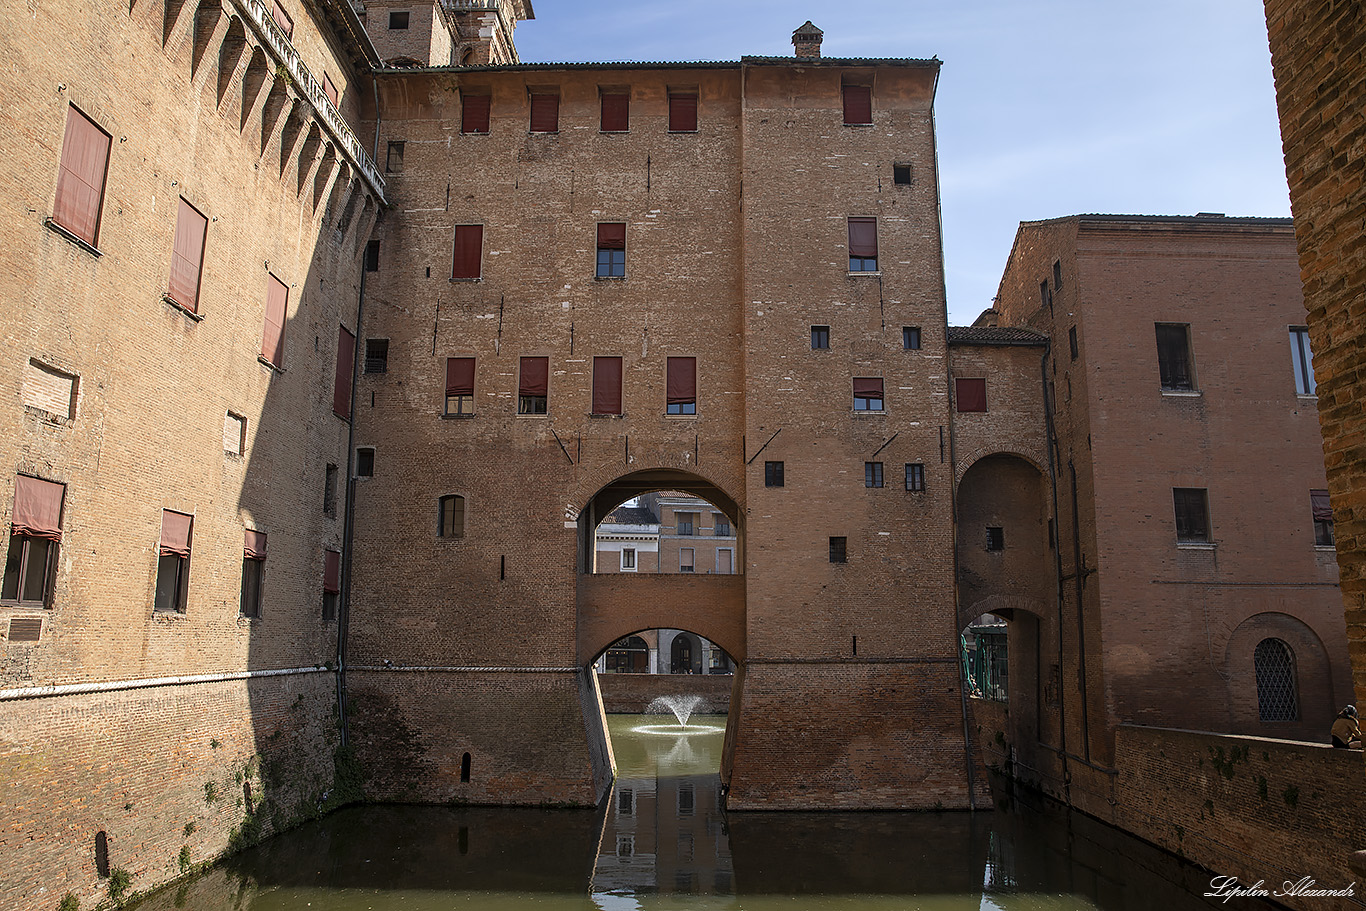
[947,326,1049,347]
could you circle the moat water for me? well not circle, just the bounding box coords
[128,714,1274,910]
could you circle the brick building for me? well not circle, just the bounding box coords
[0,0,1354,903]
[969,213,1349,817]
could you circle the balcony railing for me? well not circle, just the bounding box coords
[444,0,500,11]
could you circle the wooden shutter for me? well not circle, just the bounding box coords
[53,105,111,245]
[324,550,341,593]
[519,357,548,396]
[601,93,629,131]
[11,476,65,541]
[333,326,355,418]
[597,223,626,250]
[168,198,208,311]
[593,357,623,415]
[955,377,987,413]
[848,218,878,257]
[262,274,288,366]
[452,225,483,279]
[462,94,491,133]
[446,357,475,396]
[669,93,697,131]
[244,530,267,560]
[843,84,872,124]
[323,74,339,108]
[159,510,193,558]
[666,357,696,404]
[853,377,884,398]
[530,93,559,132]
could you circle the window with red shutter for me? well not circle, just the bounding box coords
[842,84,872,125]
[452,225,483,279]
[592,357,623,415]
[596,223,626,277]
[155,510,193,613]
[261,274,288,367]
[848,217,878,272]
[518,357,549,415]
[272,0,293,39]
[601,92,629,132]
[445,357,476,415]
[668,92,697,132]
[51,105,111,247]
[323,73,339,108]
[666,357,696,415]
[461,94,491,134]
[168,198,207,312]
[955,377,987,413]
[3,475,65,607]
[530,93,559,132]
[853,377,884,412]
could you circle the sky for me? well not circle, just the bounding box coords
[513,1,1291,326]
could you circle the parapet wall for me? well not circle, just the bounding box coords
[596,672,733,714]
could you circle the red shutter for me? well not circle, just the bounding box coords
[848,218,878,257]
[272,0,293,38]
[520,357,549,396]
[262,274,288,366]
[323,74,339,108]
[159,510,193,558]
[446,357,475,396]
[53,105,111,245]
[168,198,208,311]
[462,94,491,134]
[1312,489,1334,522]
[333,326,355,419]
[593,357,623,415]
[452,225,483,279]
[597,223,626,250]
[601,93,629,131]
[843,85,872,124]
[853,377,883,398]
[324,550,341,594]
[955,377,987,413]
[244,530,267,560]
[667,357,696,404]
[11,476,64,541]
[669,93,697,131]
[530,93,559,132]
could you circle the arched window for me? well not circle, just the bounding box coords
[439,495,465,538]
[1255,637,1299,721]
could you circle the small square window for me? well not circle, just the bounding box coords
[765,461,784,488]
[986,527,1004,551]
[364,338,389,374]
[385,141,404,173]
[439,495,466,538]
[356,447,375,477]
[811,326,830,349]
[1173,487,1210,543]
[388,10,409,29]
[865,462,883,488]
[621,548,636,571]
[902,327,921,350]
[829,536,847,564]
[905,463,925,492]
[893,163,912,185]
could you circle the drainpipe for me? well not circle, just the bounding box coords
[1041,343,1071,803]
[337,241,368,748]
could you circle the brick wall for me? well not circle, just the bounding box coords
[597,671,733,714]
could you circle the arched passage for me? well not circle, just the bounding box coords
[576,469,746,667]
[955,453,1051,620]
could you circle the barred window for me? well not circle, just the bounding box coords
[1254,638,1298,722]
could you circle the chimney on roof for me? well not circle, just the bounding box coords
[792,21,823,58]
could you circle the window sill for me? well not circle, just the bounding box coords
[1297,394,1319,401]
[441,412,477,420]
[450,277,482,283]
[22,405,71,427]
[1161,389,1201,397]
[847,271,881,277]
[163,295,204,321]
[852,410,886,416]
[238,615,262,625]
[1176,542,1216,550]
[589,412,625,419]
[44,218,102,257]
[843,121,874,128]
[665,412,698,419]
[594,275,626,282]
[1315,545,1337,552]
[529,130,560,135]
[461,130,490,137]
[258,355,285,373]
[600,130,629,135]
[152,610,188,620]
[0,601,50,611]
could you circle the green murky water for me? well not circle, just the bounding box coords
[128,714,1270,910]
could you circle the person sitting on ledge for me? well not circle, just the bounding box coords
[1331,705,1361,749]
